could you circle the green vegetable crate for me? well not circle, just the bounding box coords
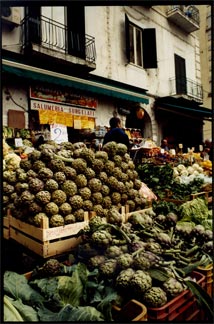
[5,211,89,258]
[197,264,213,297]
[146,271,205,322]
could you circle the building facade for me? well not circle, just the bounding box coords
[2,4,211,149]
[196,5,212,141]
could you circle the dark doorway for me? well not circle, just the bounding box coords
[174,54,187,95]
[25,7,41,44]
[66,5,85,59]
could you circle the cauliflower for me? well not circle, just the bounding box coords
[177,164,186,172]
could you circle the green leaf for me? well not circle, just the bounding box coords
[184,279,213,321]
[180,258,207,276]
[148,268,170,281]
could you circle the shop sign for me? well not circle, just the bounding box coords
[31,100,95,117]
[50,124,68,144]
[30,86,97,109]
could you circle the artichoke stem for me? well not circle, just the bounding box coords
[184,245,199,256]
[53,154,73,163]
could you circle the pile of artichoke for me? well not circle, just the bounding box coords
[3,141,148,227]
[74,204,212,309]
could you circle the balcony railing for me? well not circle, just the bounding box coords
[169,77,203,102]
[21,15,96,64]
[166,5,200,33]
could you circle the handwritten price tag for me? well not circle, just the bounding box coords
[50,124,68,143]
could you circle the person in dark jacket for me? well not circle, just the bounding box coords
[103,117,130,149]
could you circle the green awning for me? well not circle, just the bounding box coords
[156,96,212,120]
[2,59,149,104]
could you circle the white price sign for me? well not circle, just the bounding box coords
[15,138,23,147]
[50,124,68,144]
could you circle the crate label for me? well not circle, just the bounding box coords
[44,221,88,240]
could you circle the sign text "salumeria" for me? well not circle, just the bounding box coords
[31,100,95,117]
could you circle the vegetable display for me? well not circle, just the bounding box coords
[3,199,213,321]
[137,163,211,200]
[3,141,149,227]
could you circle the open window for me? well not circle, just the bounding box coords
[125,14,157,69]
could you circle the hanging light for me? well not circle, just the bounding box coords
[136,108,144,119]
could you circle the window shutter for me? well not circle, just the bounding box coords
[143,28,157,69]
[125,14,130,62]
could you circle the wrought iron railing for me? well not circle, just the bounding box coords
[169,77,203,101]
[167,5,200,26]
[21,15,96,64]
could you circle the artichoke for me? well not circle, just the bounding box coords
[49,214,65,227]
[39,258,61,277]
[95,151,108,162]
[71,158,87,173]
[63,166,77,180]
[35,190,51,205]
[130,270,152,295]
[28,178,45,194]
[98,171,108,183]
[19,190,35,206]
[59,202,72,216]
[45,202,59,216]
[91,192,103,205]
[116,268,135,291]
[69,195,83,210]
[102,141,118,157]
[117,253,134,270]
[99,259,118,278]
[84,168,96,180]
[89,215,105,232]
[75,174,88,188]
[143,287,167,308]
[44,179,59,192]
[30,213,49,227]
[38,167,54,181]
[73,209,85,222]
[28,202,43,215]
[106,208,123,226]
[92,159,104,173]
[64,214,76,224]
[105,245,122,258]
[53,171,66,184]
[78,187,91,200]
[48,159,65,172]
[61,180,77,197]
[3,182,14,195]
[88,178,102,192]
[91,230,112,247]
[163,277,185,297]
[88,255,106,269]
[52,190,67,205]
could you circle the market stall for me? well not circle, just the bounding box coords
[2,138,213,322]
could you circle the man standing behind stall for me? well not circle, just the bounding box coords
[103,117,130,149]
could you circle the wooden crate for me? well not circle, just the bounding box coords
[8,213,89,258]
[123,206,153,222]
[162,191,209,205]
[3,216,10,240]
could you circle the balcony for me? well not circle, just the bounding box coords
[169,77,203,103]
[21,15,96,73]
[166,5,200,33]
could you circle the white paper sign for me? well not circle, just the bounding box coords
[15,138,23,147]
[50,124,68,143]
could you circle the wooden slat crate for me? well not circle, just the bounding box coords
[8,212,89,258]
[3,216,10,240]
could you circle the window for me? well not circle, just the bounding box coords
[125,14,157,69]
